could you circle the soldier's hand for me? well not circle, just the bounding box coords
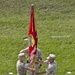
[32,55,36,62]
[39,60,43,63]
[31,68,35,71]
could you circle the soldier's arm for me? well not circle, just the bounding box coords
[37,66,53,75]
[25,61,35,71]
[20,47,29,54]
[38,60,48,64]
[25,67,35,71]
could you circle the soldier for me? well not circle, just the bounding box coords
[16,53,35,75]
[20,47,42,75]
[37,54,56,75]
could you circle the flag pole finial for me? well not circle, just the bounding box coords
[31,4,34,7]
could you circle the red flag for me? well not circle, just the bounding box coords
[28,4,38,61]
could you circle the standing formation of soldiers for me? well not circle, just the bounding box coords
[16,47,56,75]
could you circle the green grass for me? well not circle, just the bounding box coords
[0,0,75,75]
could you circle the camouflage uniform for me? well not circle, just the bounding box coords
[45,61,56,75]
[45,54,56,75]
[16,60,26,75]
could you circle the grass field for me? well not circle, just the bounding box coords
[0,0,75,75]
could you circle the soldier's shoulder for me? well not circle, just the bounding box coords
[17,60,24,65]
[17,60,20,63]
[16,60,21,66]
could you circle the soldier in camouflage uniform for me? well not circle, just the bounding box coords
[37,54,56,75]
[20,47,42,75]
[16,53,35,75]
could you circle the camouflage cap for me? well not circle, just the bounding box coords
[47,54,55,60]
[18,53,25,58]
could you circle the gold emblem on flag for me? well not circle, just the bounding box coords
[29,35,35,47]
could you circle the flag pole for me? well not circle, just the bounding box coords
[28,4,38,75]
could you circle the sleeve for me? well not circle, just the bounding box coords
[44,60,48,64]
[24,63,30,68]
[20,47,29,53]
[46,68,50,74]
[19,63,25,69]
